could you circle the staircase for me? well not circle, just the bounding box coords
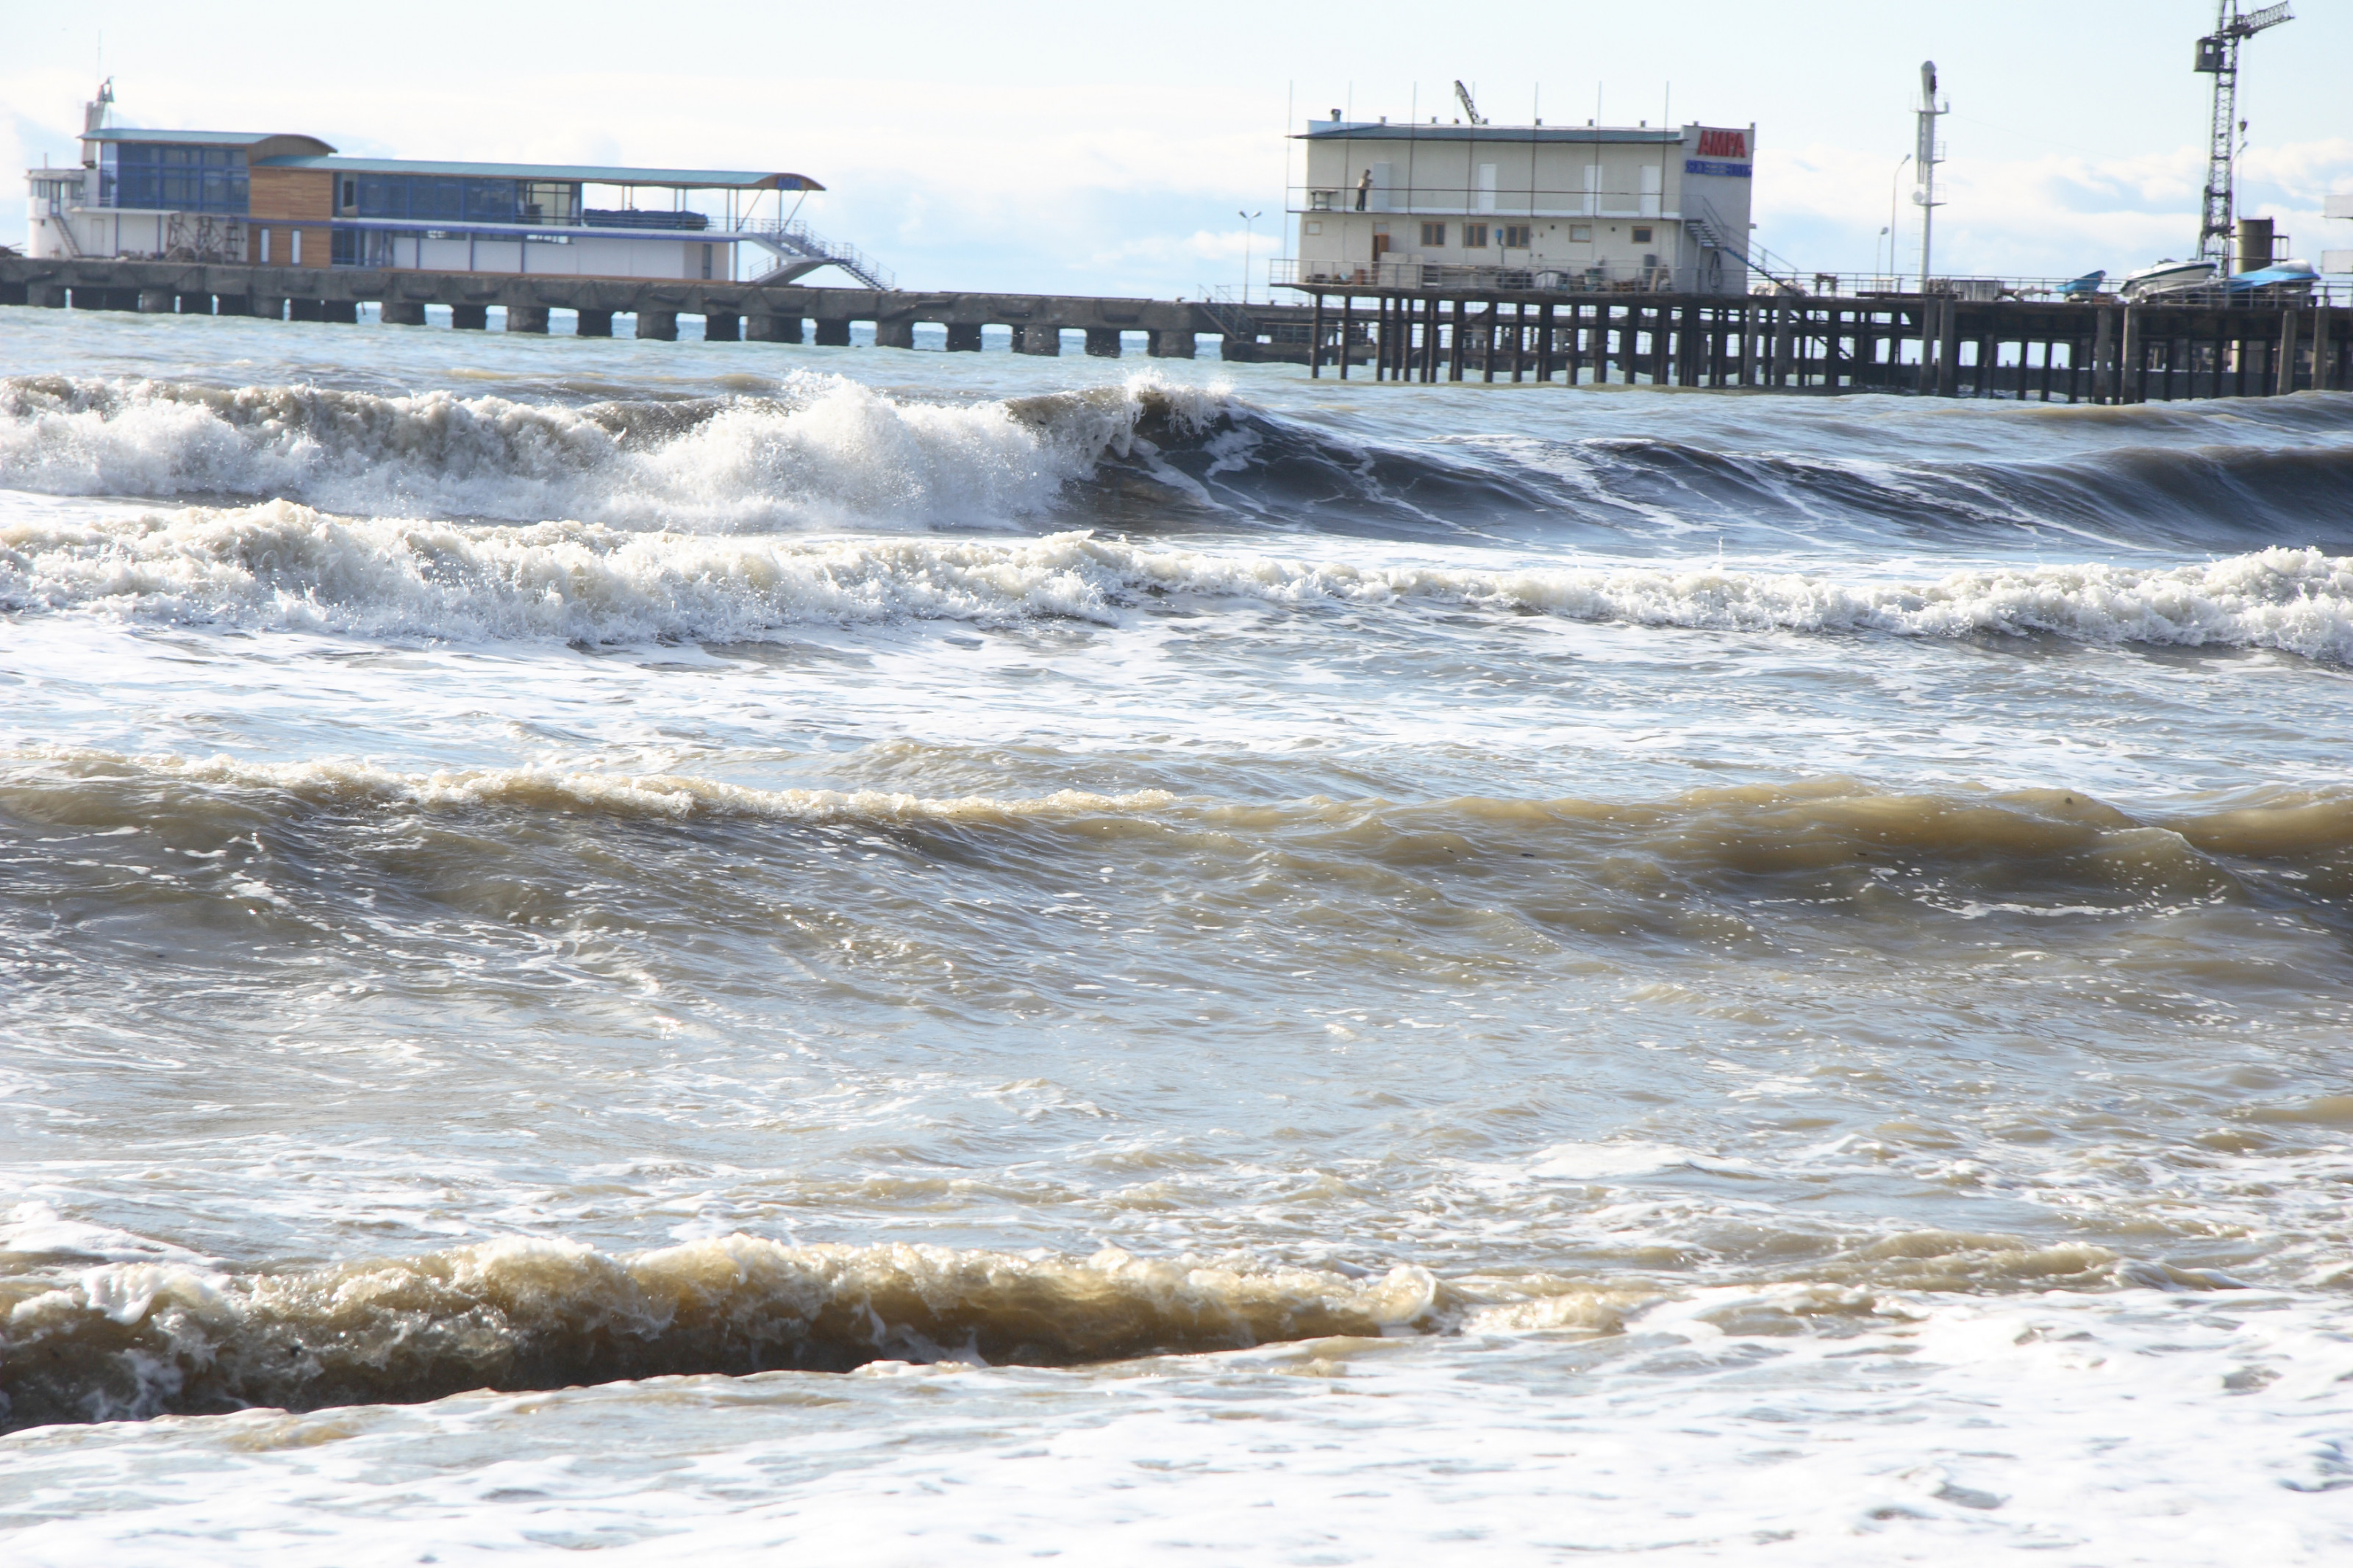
[1194,291,1260,343]
[739,219,894,290]
[1684,202,1801,293]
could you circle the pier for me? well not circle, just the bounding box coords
[0,257,1204,359]
[1271,283,2347,400]
[4,255,2343,399]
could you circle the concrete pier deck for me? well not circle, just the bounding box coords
[4,255,2338,400]
[0,256,1205,359]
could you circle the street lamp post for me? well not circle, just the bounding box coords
[1888,154,1910,288]
[1239,210,1261,305]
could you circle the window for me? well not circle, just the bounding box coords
[1420,221,1447,247]
[1304,221,1323,235]
[1501,224,1531,249]
[700,243,713,280]
[1463,222,1489,248]
[1632,226,1653,244]
[1569,223,1593,243]
[331,228,359,265]
[339,177,357,212]
[521,181,579,223]
[101,141,248,215]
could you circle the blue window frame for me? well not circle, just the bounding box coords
[353,174,529,225]
[100,143,248,214]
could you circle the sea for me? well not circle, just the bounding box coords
[2,303,2352,1564]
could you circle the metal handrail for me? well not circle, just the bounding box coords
[739,218,894,291]
[1271,256,1688,293]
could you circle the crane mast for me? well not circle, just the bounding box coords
[2195,1,2292,268]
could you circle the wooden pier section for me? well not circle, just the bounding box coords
[4,255,2343,399]
[1281,285,2348,400]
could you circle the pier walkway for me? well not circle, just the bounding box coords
[5,256,2343,399]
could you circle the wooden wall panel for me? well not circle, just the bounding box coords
[249,168,332,223]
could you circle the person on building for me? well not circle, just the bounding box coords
[1355,168,1373,211]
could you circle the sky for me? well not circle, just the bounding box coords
[4,0,2349,297]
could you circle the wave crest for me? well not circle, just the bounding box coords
[0,1236,1440,1431]
[8,504,2353,660]
[0,371,1234,530]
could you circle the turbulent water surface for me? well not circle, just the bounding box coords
[3,304,2352,1564]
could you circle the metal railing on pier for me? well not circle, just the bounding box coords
[1272,257,1688,293]
[740,218,894,292]
[1274,256,2353,309]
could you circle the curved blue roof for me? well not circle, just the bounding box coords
[256,154,821,192]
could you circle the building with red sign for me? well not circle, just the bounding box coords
[1287,116,1756,294]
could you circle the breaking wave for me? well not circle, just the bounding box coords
[0,1217,2250,1431]
[8,372,2353,550]
[0,1235,1446,1431]
[7,504,2353,660]
[0,371,1238,531]
[10,749,2351,906]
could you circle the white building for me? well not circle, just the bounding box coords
[1286,115,1757,294]
[24,84,886,287]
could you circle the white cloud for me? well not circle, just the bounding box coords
[1757,136,2353,278]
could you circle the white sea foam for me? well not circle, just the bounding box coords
[0,371,1232,530]
[11,744,1179,826]
[7,504,2353,659]
[4,1285,2348,1565]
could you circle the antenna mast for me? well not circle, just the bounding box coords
[2195,1,2292,267]
[1912,62,1946,286]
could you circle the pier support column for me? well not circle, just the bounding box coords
[2091,307,2117,404]
[1015,324,1062,356]
[382,301,427,326]
[634,309,677,340]
[451,304,490,331]
[814,318,852,346]
[1085,327,1122,358]
[137,288,174,313]
[2119,307,2144,403]
[704,312,740,342]
[2315,309,2335,393]
[1147,328,1196,359]
[747,314,804,343]
[872,318,915,349]
[2278,308,2302,395]
[506,305,550,333]
[576,309,615,337]
[1935,303,1961,398]
[946,323,984,352]
[251,297,287,321]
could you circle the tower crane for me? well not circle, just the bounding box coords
[2194,1,2292,267]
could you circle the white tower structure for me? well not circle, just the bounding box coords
[1912,62,1946,287]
